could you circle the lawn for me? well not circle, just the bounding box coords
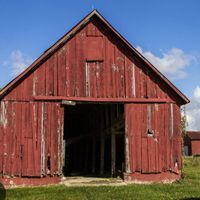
[2,157,200,200]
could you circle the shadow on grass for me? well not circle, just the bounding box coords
[0,182,6,200]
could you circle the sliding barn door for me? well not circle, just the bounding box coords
[21,102,42,177]
[42,102,64,176]
[21,102,64,177]
[125,103,167,174]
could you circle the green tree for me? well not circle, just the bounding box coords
[181,105,188,157]
[181,106,187,139]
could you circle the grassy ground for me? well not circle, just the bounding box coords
[2,157,200,200]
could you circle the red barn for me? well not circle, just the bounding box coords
[184,131,200,156]
[0,10,189,185]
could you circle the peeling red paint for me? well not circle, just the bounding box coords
[0,10,188,185]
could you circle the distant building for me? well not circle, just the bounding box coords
[184,131,200,156]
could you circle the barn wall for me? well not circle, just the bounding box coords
[3,20,176,102]
[0,101,64,177]
[191,141,200,155]
[0,17,183,181]
[125,103,182,174]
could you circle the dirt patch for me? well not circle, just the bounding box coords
[61,177,126,187]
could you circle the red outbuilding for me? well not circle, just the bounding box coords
[0,10,189,185]
[184,131,200,156]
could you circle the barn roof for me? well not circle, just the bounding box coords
[187,131,200,140]
[0,10,189,104]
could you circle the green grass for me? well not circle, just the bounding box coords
[2,157,200,200]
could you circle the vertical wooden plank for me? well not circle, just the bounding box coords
[44,103,51,176]
[17,102,23,177]
[50,103,55,176]
[12,103,20,176]
[88,62,93,97]
[4,101,10,175]
[57,49,63,96]
[36,102,42,177]
[53,54,58,96]
[31,102,40,177]
[161,104,166,171]
[154,103,160,173]
[21,102,26,176]
[77,29,86,97]
[89,62,98,98]
[141,104,148,173]
[96,62,101,97]
[175,104,182,169]
[85,63,90,97]
[170,103,174,139]
[65,44,70,97]
[136,104,142,171]
[10,102,15,176]
[137,64,142,98]
[125,104,130,173]
[149,104,156,172]
[56,103,61,175]
[59,48,67,96]
[92,137,96,174]
[0,103,3,174]
[141,138,148,173]
[111,132,116,176]
[20,102,37,177]
[105,36,111,97]
[100,130,105,175]
[159,104,164,172]
[35,63,46,96]
[115,46,125,97]
[102,37,106,98]
[131,64,136,97]
[84,140,89,172]
[164,103,170,170]
[41,102,45,176]
[25,73,34,100]
[170,103,174,168]
[125,104,136,173]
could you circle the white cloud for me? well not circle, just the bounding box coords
[136,46,193,80]
[193,86,200,101]
[6,50,33,77]
[186,86,200,131]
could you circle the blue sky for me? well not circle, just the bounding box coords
[0,0,200,129]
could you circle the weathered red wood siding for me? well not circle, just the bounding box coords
[191,141,200,155]
[0,17,183,179]
[3,20,176,101]
[125,103,182,175]
[0,101,63,177]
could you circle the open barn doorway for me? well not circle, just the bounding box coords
[62,103,125,179]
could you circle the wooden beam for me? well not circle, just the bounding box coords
[84,140,89,173]
[100,132,105,176]
[61,100,76,106]
[34,96,174,103]
[111,132,116,177]
[66,134,95,145]
[92,137,96,174]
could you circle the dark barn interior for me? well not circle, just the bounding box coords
[63,103,125,178]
